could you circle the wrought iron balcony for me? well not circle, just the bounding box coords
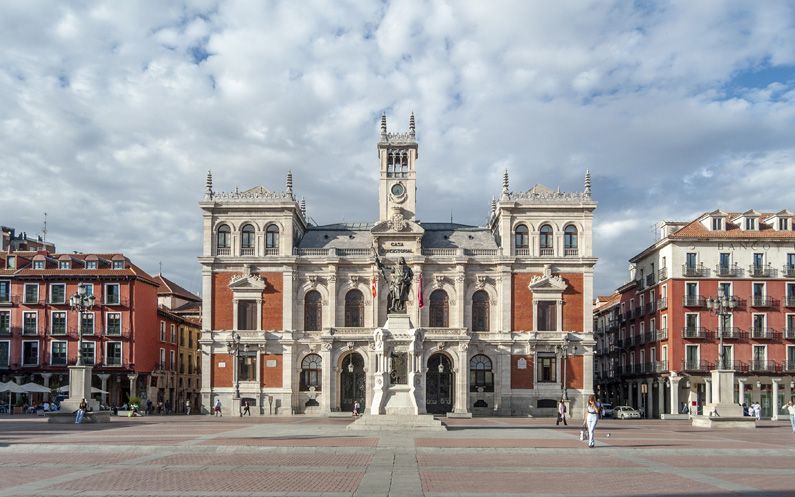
[638,332,645,345]
[683,295,706,307]
[784,297,795,308]
[682,327,709,339]
[715,265,742,277]
[656,360,669,373]
[783,265,795,278]
[658,267,668,280]
[748,265,777,278]
[657,298,668,310]
[783,362,795,372]
[750,327,776,339]
[645,274,656,287]
[628,335,636,346]
[647,303,656,315]
[682,264,709,277]
[682,359,711,372]
[657,328,668,340]
[633,307,642,318]
[717,327,744,340]
[646,330,656,342]
[751,296,773,307]
[750,360,777,372]
[786,328,795,339]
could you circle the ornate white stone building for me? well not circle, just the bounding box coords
[198,114,597,417]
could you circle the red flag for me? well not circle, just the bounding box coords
[371,271,377,298]
[418,273,424,308]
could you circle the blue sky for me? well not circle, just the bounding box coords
[1,1,795,298]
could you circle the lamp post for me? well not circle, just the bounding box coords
[705,290,737,370]
[557,338,572,401]
[70,286,96,366]
[226,332,242,399]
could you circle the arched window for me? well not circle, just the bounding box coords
[344,289,364,327]
[564,225,578,251]
[265,224,279,249]
[515,224,529,249]
[241,224,255,251]
[472,290,490,332]
[300,354,322,391]
[304,290,322,331]
[469,354,494,392]
[216,225,231,255]
[539,224,553,254]
[429,289,449,328]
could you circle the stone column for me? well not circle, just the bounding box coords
[320,342,333,413]
[454,342,470,414]
[282,269,294,331]
[772,378,781,421]
[669,376,680,415]
[738,379,745,407]
[646,378,653,418]
[705,378,712,404]
[657,379,665,417]
[280,333,295,415]
[39,373,52,387]
[127,374,138,399]
[455,273,465,328]
[637,381,643,412]
[328,274,337,328]
[98,373,110,407]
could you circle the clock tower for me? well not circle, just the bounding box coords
[377,113,418,222]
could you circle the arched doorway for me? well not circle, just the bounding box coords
[426,353,453,414]
[340,353,366,412]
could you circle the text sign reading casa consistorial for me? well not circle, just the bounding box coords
[381,240,414,255]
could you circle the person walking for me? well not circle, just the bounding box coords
[214,399,222,417]
[242,401,251,416]
[556,399,568,426]
[185,400,191,416]
[353,400,361,417]
[585,395,600,448]
[786,400,795,433]
[754,401,762,420]
[75,398,87,424]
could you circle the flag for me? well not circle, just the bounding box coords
[371,270,377,298]
[418,273,424,308]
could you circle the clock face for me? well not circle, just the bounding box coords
[390,183,406,196]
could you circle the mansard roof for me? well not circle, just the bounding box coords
[298,223,374,249]
[419,223,498,250]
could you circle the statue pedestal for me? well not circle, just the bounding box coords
[49,365,107,423]
[691,369,755,429]
[368,314,424,416]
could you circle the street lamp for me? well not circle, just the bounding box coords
[437,355,445,374]
[226,332,242,399]
[705,289,737,370]
[346,355,354,373]
[70,286,96,366]
[556,337,575,401]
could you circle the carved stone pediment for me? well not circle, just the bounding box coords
[528,264,567,292]
[229,273,266,290]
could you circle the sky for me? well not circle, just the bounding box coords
[2,0,795,298]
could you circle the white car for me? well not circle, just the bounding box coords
[600,403,614,418]
[614,406,641,419]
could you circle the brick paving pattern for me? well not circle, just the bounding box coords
[1,416,795,496]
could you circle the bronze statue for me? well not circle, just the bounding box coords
[374,252,413,314]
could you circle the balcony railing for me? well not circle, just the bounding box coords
[750,360,777,372]
[783,362,795,372]
[514,248,530,256]
[682,264,709,277]
[628,335,636,346]
[682,360,711,372]
[645,330,656,342]
[656,360,669,372]
[539,248,554,256]
[657,298,668,310]
[216,247,231,256]
[783,265,795,278]
[786,328,795,339]
[717,327,744,339]
[683,295,706,307]
[657,328,668,340]
[240,247,255,256]
[633,307,642,318]
[750,328,776,339]
[784,297,795,308]
[637,332,645,345]
[647,302,656,315]
[715,265,742,277]
[682,327,709,339]
[564,248,578,256]
[623,312,632,322]
[751,296,773,307]
[748,265,777,278]
[658,267,668,281]
[645,274,656,287]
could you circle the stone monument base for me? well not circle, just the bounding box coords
[47,411,111,424]
[347,414,446,432]
[691,415,756,429]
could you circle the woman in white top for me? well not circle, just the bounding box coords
[786,400,795,433]
[585,395,600,448]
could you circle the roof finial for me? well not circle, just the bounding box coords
[380,112,387,140]
[502,169,509,194]
[205,170,214,198]
[286,170,293,195]
[491,196,496,214]
[584,169,592,196]
[409,111,415,138]
[300,197,306,216]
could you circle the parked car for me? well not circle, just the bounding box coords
[614,406,641,419]
[600,403,614,418]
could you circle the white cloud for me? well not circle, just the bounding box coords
[1,0,794,297]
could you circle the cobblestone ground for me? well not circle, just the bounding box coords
[1,415,794,496]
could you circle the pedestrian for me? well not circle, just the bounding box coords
[157,400,164,415]
[353,400,361,416]
[754,402,762,420]
[146,399,153,415]
[165,400,171,415]
[585,394,600,448]
[786,400,795,433]
[185,400,191,415]
[214,399,222,417]
[242,401,251,416]
[556,399,568,426]
[75,398,87,424]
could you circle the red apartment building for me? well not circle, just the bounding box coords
[595,210,795,419]
[0,249,165,406]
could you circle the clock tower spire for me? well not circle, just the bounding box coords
[377,112,418,222]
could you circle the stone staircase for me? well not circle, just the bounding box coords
[346,414,447,431]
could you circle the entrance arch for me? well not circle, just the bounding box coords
[339,352,366,412]
[426,353,453,414]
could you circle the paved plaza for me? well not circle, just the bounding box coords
[1,416,794,497]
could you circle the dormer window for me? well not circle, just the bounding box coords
[745,218,756,230]
[59,261,70,270]
[33,260,44,270]
[86,261,97,269]
[779,218,789,230]
[6,256,15,269]
[112,260,124,270]
[711,218,723,230]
